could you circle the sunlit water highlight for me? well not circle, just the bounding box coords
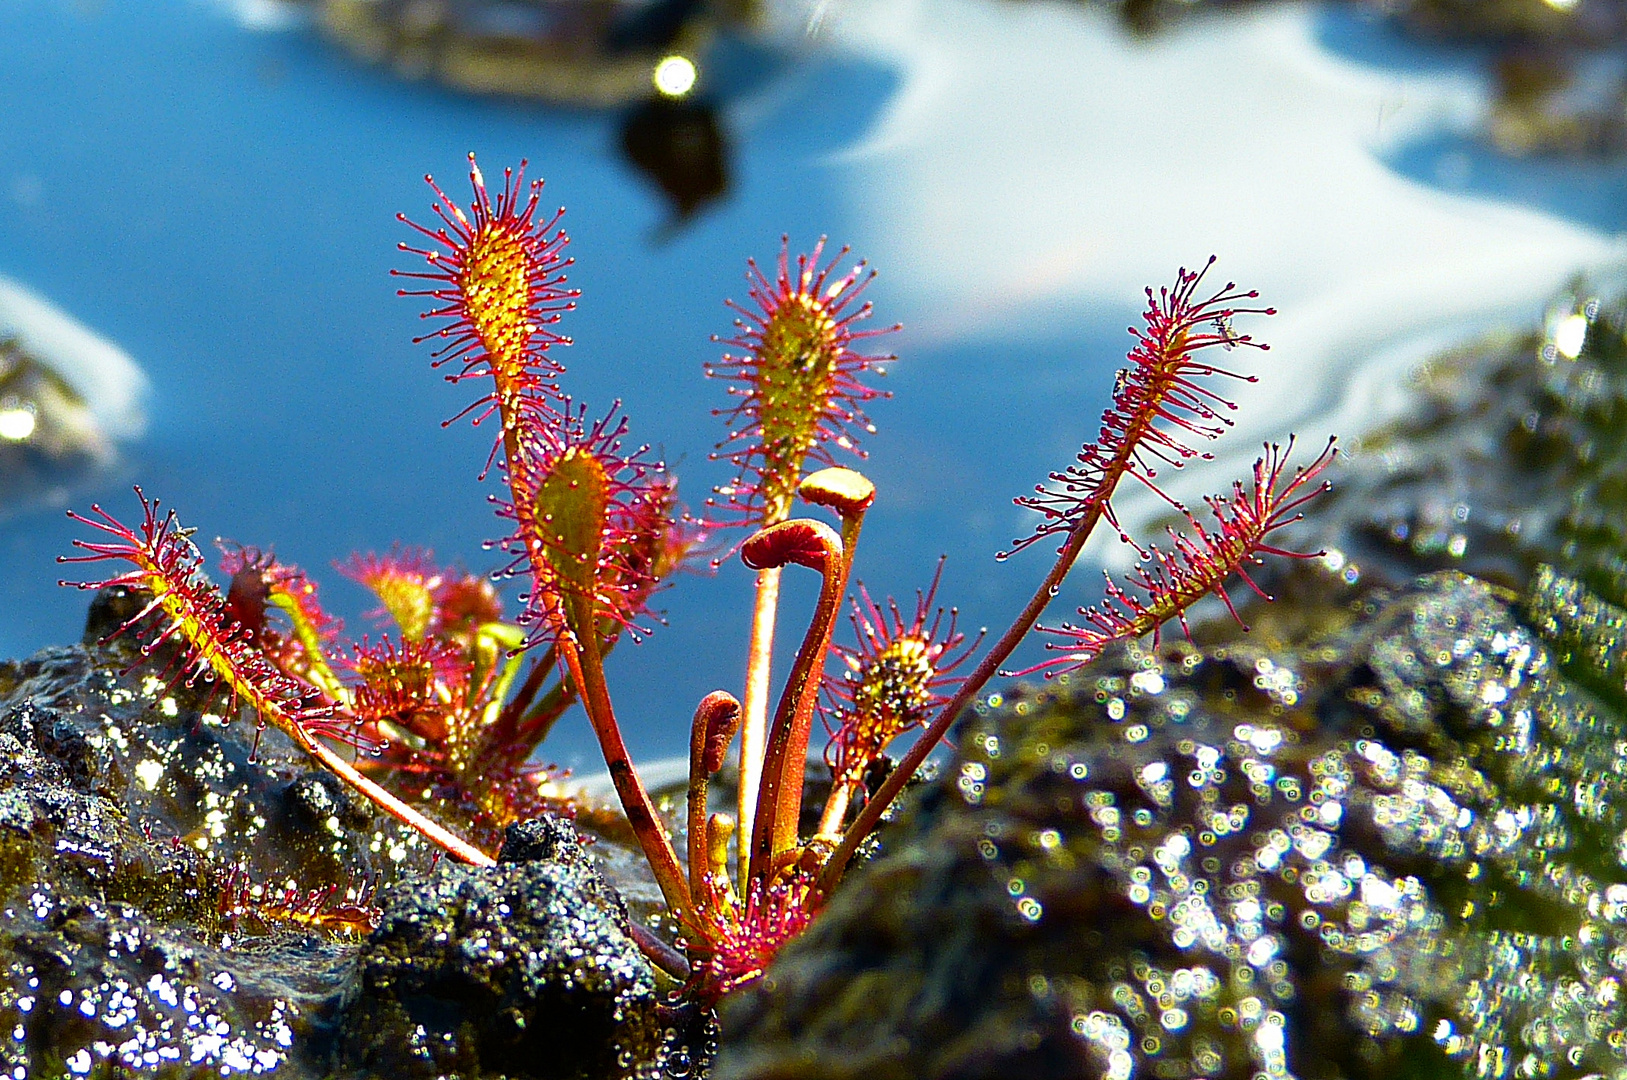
[0,0,1620,769]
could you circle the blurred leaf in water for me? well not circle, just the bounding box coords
[0,337,113,514]
[318,0,725,107]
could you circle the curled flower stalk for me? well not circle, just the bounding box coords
[738,518,851,883]
[706,239,897,879]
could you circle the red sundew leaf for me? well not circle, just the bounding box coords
[217,863,381,937]
[395,153,578,479]
[338,546,444,641]
[490,401,670,648]
[705,238,897,532]
[821,557,983,785]
[1012,437,1336,679]
[57,489,371,751]
[340,545,502,645]
[433,572,504,636]
[347,634,470,736]
[608,473,704,621]
[1004,257,1272,559]
[218,542,342,681]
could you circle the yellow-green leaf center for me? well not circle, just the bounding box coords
[460,223,532,374]
[532,446,610,598]
[756,293,840,520]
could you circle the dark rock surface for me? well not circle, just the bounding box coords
[336,819,663,1079]
[720,568,1627,1078]
[715,292,1627,1077]
[0,587,668,1078]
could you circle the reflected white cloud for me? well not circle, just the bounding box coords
[814,0,1626,556]
[0,277,148,442]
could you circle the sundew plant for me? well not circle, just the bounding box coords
[57,155,1335,1006]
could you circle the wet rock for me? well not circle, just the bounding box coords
[719,569,1627,1078]
[0,597,670,1078]
[0,335,115,513]
[318,0,718,108]
[0,638,374,1077]
[499,813,596,869]
[337,815,665,1079]
[1299,284,1627,607]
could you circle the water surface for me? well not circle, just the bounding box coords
[0,0,1620,767]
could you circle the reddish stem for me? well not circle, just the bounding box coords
[303,736,496,867]
[818,495,1108,894]
[628,920,691,981]
[743,521,847,884]
[558,595,693,922]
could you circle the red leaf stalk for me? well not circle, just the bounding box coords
[1014,437,1336,678]
[822,258,1277,894]
[687,691,742,906]
[402,158,692,908]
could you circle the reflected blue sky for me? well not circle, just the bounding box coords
[0,0,1622,768]
[1384,132,1627,232]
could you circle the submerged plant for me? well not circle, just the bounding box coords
[58,155,1333,1013]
